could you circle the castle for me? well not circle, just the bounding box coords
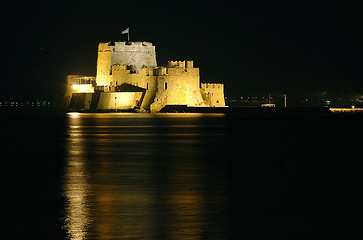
[64,41,225,112]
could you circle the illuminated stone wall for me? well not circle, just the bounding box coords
[150,61,207,112]
[96,42,112,86]
[200,83,226,107]
[110,66,157,111]
[96,41,157,87]
[109,60,225,112]
[64,75,96,108]
[111,42,157,72]
[65,40,227,112]
[97,92,144,110]
[111,65,154,89]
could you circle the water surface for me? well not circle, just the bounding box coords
[64,113,229,239]
[1,111,361,239]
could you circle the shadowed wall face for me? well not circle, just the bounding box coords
[97,92,144,110]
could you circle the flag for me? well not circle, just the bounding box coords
[122,27,130,41]
[122,28,129,34]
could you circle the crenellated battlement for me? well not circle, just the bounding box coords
[201,83,224,89]
[113,41,154,47]
[167,60,194,68]
[156,61,198,76]
[167,61,185,68]
[112,41,155,52]
[66,39,225,112]
[200,83,225,107]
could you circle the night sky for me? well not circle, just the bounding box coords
[1,1,362,102]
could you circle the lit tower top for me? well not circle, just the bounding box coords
[96,41,157,86]
[111,41,157,70]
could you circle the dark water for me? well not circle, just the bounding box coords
[1,111,362,239]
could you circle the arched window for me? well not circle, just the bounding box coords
[164,82,167,90]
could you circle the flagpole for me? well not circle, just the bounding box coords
[122,27,130,42]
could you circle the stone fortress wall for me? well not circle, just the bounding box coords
[96,42,112,86]
[96,41,157,86]
[66,41,226,112]
[150,61,206,112]
[63,75,95,108]
[201,83,226,107]
[110,65,157,110]
[97,92,144,110]
[111,42,157,71]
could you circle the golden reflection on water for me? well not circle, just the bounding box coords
[64,113,226,239]
[166,166,204,239]
[65,113,91,240]
[167,190,203,239]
